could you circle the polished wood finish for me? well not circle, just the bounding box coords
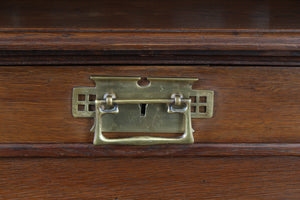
[0,1,299,199]
[0,0,299,66]
[1,0,299,29]
[0,157,299,199]
[1,143,299,157]
[0,66,299,143]
[1,31,300,51]
[0,50,300,66]
[1,31,299,66]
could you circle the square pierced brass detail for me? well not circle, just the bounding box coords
[189,90,214,118]
[73,88,214,119]
[72,76,214,145]
[72,87,96,118]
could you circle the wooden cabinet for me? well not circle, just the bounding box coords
[0,0,299,199]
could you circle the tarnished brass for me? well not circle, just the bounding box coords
[94,96,193,145]
[72,76,214,145]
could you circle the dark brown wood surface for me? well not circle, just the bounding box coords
[1,143,299,157]
[1,31,299,51]
[1,0,299,29]
[0,31,299,66]
[0,0,299,66]
[0,157,299,199]
[1,50,300,66]
[0,1,299,199]
[0,66,299,143]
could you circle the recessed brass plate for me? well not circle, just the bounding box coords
[72,76,214,145]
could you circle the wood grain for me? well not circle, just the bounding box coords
[0,31,299,51]
[0,66,299,143]
[1,0,299,29]
[0,143,299,157]
[0,50,300,66]
[1,0,299,65]
[0,1,299,199]
[0,157,299,199]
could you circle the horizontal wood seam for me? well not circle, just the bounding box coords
[0,143,299,157]
[0,31,299,51]
[1,28,300,33]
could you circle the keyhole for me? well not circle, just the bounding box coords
[140,104,147,116]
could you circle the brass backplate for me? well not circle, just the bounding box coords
[72,76,214,134]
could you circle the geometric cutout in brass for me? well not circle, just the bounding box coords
[72,76,214,145]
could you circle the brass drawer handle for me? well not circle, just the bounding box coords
[94,95,193,145]
[72,76,214,145]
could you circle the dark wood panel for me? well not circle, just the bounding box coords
[0,157,299,199]
[0,0,299,29]
[0,66,299,143]
[1,143,299,157]
[0,51,300,66]
[0,31,299,51]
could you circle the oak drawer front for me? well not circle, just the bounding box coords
[1,157,300,199]
[0,65,299,144]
